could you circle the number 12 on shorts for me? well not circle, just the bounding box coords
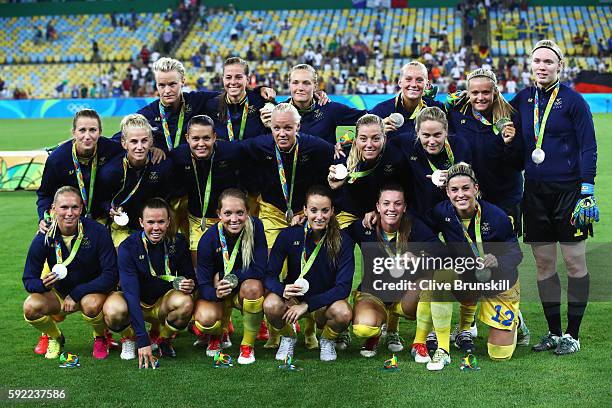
[491,305,515,327]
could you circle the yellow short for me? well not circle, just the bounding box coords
[336,211,359,229]
[170,196,189,236]
[258,199,303,249]
[188,213,220,251]
[140,289,176,323]
[353,290,401,315]
[109,219,131,248]
[478,280,520,331]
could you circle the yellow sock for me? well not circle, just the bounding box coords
[353,324,381,339]
[159,319,180,339]
[304,315,316,336]
[195,320,223,335]
[430,302,453,352]
[459,303,477,331]
[241,297,264,346]
[321,325,339,340]
[488,343,516,361]
[268,323,280,337]
[82,310,106,338]
[413,301,432,344]
[120,325,135,338]
[25,314,61,339]
[279,323,295,337]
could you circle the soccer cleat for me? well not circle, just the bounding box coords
[386,331,404,352]
[411,343,431,363]
[450,321,478,343]
[532,332,560,352]
[193,333,210,348]
[380,323,387,337]
[256,320,269,341]
[517,312,531,346]
[319,337,337,362]
[120,338,137,360]
[105,330,120,351]
[554,334,581,355]
[228,319,235,335]
[264,333,280,349]
[426,331,438,357]
[149,329,160,352]
[34,334,49,355]
[427,348,451,371]
[221,331,232,348]
[92,336,109,359]
[359,335,380,358]
[454,330,476,354]
[159,338,176,358]
[305,332,318,350]
[237,345,256,365]
[335,331,352,351]
[206,335,221,357]
[275,336,297,361]
[45,334,65,359]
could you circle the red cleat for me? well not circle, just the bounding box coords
[256,320,269,341]
[92,336,109,359]
[34,334,49,355]
[228,319,235,335]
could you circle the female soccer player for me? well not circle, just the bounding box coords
[427,163,523,370]
[393,106,471,215]
[328,114,405,228]
[283,64,366,145]
[169,115,244,265]
[37,109,123,231]
[264,185,354,362]
[346,183,440,358]
[447,68,522,231]
[193,189,268,364]
[23,186,118,360]
[511,40,598,355]
[104,198,195,366]
[371,61,444,139]
[99,114,174,248]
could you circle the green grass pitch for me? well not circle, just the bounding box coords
[1,115,611,407]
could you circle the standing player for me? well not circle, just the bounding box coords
[23,186,118,360]
[103,198,195,364]
[511,40,598,355]
[264,185,354,362]
[193,189,268,364]
[99,114,174,248]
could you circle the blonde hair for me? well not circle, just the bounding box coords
[400,60,428,79]
[465,68,515,125]
[447,162,478,185]
[152,57,186,81]
[120,113,153,141]
[45,186,82,245]
[346,114,386,173]
[415,106,448,134]
[271,102,301,124]
[217,188,254,270]
[532,39,564,62]
[289,64,318,85]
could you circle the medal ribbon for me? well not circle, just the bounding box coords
[348,157,381,184]
[395,93,426,120]
[159,99,185,150]
[275,141,299,214]
[426,139,455,172]
[380,229,400,258]
[291,98,316,115]
[533,81,560,150]
[217,222,244,277]
[141,231,174,281]
[111,155,148,209]
[300,222,326,278]
[226,97,249,141]
[456,202,484,258]
[54,221,84,268]
[192,152,214,218]
[472,108,500,135]
[71,141,97,215]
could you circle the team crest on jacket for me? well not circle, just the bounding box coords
[553,98,562,109]
[81,236,91,249]
[293,241,300,246]
[168,244,176,255]
[185,104,192,114]
[248,105,257,114]
[299,154,311,164]
[149,172,159,182]
[527,98,533,103]
[481,222,491,235]
[384,164,394,173]
[218,160,229,169]
[99,156,107,165]
[139,254,145,260]
[314,109,323,120]
[410,156,417,161]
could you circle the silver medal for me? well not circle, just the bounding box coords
[531,148,545,164]
[285,209,294,223]
[172,276,186,290]
[52,263,68,280]
[294,278,309,295]
[475,268,492,282]
[224,273,239,289]
[200,217,207,231]
[431,169,445,187]
[114,212,129,226]
[334,164,348,180]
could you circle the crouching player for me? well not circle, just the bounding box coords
[264,186,354,361]
[23,186,118,359]
[429,163,523,368]
[103,198,195,367]
[194,188,268,364]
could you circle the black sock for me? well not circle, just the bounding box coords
[566,275,590,340]
[537,274,562,336]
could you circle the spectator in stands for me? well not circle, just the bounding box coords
[204,52,213,73]
[411,37,420,58]
[270,36,283,60]
[230,26,239,41]
[505,77,517,94]
[162,29,172,55]
[46,21,57,42]
[281,19,292,31]
[71,85,79,99]
[91,40,100,63]
[111,11,117,28]
[192,52,202,68]
[597,39,606,58]
[140,46,151,65]
[34,26,42,45]
[392,37,401,58]
[80,84,88,99]
[572,33,583,46]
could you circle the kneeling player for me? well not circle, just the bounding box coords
[194,188,267,364]
[104,198,195,367]
[264,186,354,361]
[23,186,118,360]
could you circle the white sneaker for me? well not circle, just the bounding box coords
[427,349,451,371]
[275,336,297,361]
[237,345,256,365]
[320,337,337,361]
[386,331,404,352]
[450,322,478,342]
[120,339,137,360]
[221,331,232,348]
